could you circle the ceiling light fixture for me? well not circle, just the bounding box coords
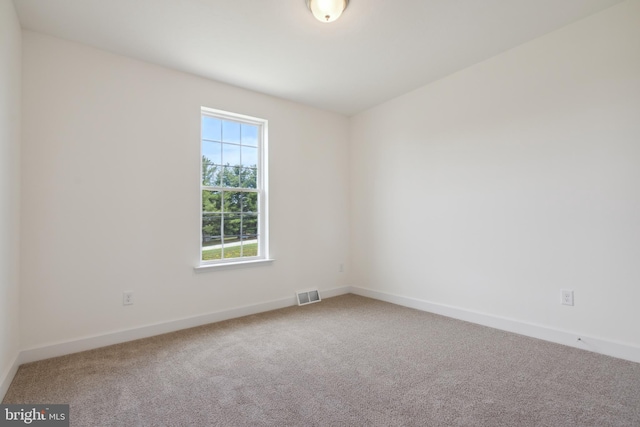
[307,0,349,23]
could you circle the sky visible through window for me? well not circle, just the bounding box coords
[202,116,258,167]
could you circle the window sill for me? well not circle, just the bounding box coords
[194,258,275,272]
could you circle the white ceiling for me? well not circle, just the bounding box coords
[13,0,624,116]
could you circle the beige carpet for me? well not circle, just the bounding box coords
[4,294,640,426]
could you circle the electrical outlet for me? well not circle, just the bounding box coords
[339,263,344,273]
[123,291,134,306]
[561,289,574,306]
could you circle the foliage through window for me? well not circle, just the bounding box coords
[200,108,267,264]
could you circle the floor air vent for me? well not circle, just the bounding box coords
[296,290,321,306]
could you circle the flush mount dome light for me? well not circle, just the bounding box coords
[307,0,349,23]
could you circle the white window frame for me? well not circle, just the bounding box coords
[198,107,269,268]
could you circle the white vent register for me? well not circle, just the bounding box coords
[296,290,321,306]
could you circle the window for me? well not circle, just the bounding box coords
[200,107,268,266]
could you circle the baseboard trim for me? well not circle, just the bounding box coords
[350,286,640,364]
[20,286,351,365]
[320,286,351,299]
[0,352,21,401]
[14,283,636,379]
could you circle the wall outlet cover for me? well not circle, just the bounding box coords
[561,289,574,306]
[123,291,134,306]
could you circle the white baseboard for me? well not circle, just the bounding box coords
[10,283,635,397]
[20,286,351,365]
[349,286,640,364]
[319,286,351,299]
[0,352,21,401]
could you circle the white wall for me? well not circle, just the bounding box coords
[0,0,21,395]
[20,31,350,350]
[350,1,640,347]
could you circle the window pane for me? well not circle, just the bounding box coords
[202,249,222,261]
[223,212,244,259]
[241,146,257,167]
[243,214,258,239]
[220,166,242,188]
[241,124,258,146]
[202,190,221,213]
[223,246,243,259]
[223,191,244,213]
[240,167,257,189]
[241,240,258,257]
[202,161,220,186]
[223,213,241,242]
[221,143,241,167]
[243,193,258,214]
[202,210,223,259]
[202,213,222,246]
[202,116,222,141]
[202,141,222,165]
[222,120,241,144]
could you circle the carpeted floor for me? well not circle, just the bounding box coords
[4,294,640,426]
